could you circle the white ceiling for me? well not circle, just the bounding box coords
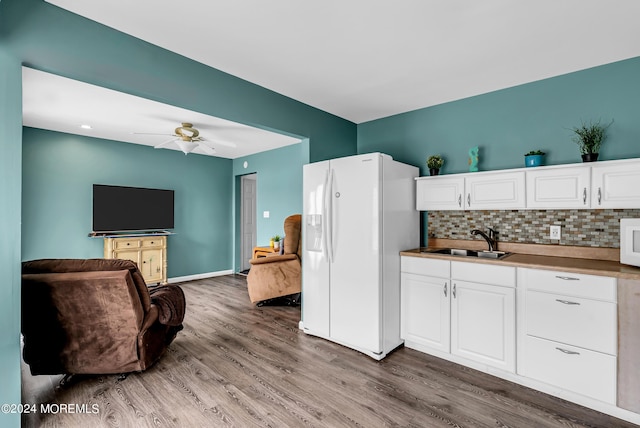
[44,0,640,125]
[22,68,301,158]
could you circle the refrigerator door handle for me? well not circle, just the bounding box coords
[326,168,335,263]
[321,169,330,260]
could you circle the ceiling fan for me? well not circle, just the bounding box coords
[135,122,236,155]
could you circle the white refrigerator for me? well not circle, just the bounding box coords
[301,152,419,360]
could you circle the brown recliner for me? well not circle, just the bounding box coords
[247,214,302,304]
[21,258,185,375]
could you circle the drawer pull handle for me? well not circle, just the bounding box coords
[555,275,579,281]
[556,347,580,355]
[582,187,587,205]
[452,284,457,298]
[444,282,448,297]
[556,299,580,305]
[597,187,602,205]
[467,194,471,207]
[458,194,462,207]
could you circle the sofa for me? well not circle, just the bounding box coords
[21,258,185,375]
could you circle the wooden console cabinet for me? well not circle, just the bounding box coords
[104,235,167,284]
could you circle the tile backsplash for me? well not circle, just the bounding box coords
[428,209,640,248]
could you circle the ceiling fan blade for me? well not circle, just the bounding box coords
[133,132,176,136]
[154,138,178,149]
[196,141,216,155]
[199,136,237,148]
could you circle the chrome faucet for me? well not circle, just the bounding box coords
[471,228,497,252]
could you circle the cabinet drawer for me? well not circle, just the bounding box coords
[521,335,616,404]
[401,256,450,278]
[142,238,164,248]
[525,290,617,355]
[451,261,515,287]
[113,239,141,249]
[520,268,616,301]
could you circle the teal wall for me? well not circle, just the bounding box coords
[358,56,640,176]
[232,143,306,271]
[0,49,22,428]
[358,57,640,245]
[22,128,233,277]
[1,0,354,410]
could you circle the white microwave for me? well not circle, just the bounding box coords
[621,219,640,268]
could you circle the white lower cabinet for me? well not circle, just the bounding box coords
[450,262,516,372]
[401,256,635,422]
[450,279,516,372]
[401,272,450,353]
[517,267,618,404]
[521,335,617,404]
[400,257,516,373]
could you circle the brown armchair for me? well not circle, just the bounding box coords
[247,214,302,305]
[21,258,185,376]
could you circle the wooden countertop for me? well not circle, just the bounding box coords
[400,248,640,280]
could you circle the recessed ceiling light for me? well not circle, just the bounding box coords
[80,124,92,129]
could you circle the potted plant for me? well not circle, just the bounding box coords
[273,235,281,251]
[524,150,545,167]
[427,155,444,176]
[571,119,613,162]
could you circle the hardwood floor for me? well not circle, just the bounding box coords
[22,274,635,427]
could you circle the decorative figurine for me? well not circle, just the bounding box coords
[468,146,479,172]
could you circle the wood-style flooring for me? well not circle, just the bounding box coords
[21,274,636,427]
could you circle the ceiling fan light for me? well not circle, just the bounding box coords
[175,140,198,154]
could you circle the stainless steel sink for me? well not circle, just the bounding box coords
[421,248,512,260]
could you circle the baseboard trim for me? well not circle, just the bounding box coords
[168,270,234,284]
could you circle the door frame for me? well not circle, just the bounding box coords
[240,173,257,272]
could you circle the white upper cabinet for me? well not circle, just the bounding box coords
[465,171,526,210]
[591,160,640,208]
[416,176,464,210]
[415,172,525,211]
[526,165,591,209]
[416,158,640,211]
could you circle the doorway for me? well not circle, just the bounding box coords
[240,174,257,273]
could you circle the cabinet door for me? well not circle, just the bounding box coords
[526,166,590,209]
[591,160,640,208]
[112,249,141,267]
[465,171,526,210]
[140,248,163,283]
[416,176,465,211]
[451,280,516,372]
[401,273,450,353]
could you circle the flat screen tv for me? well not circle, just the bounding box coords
[93,184,174,233]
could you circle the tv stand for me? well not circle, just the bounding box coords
[103,235,168,285]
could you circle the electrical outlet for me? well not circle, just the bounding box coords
[550,225,561,240]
